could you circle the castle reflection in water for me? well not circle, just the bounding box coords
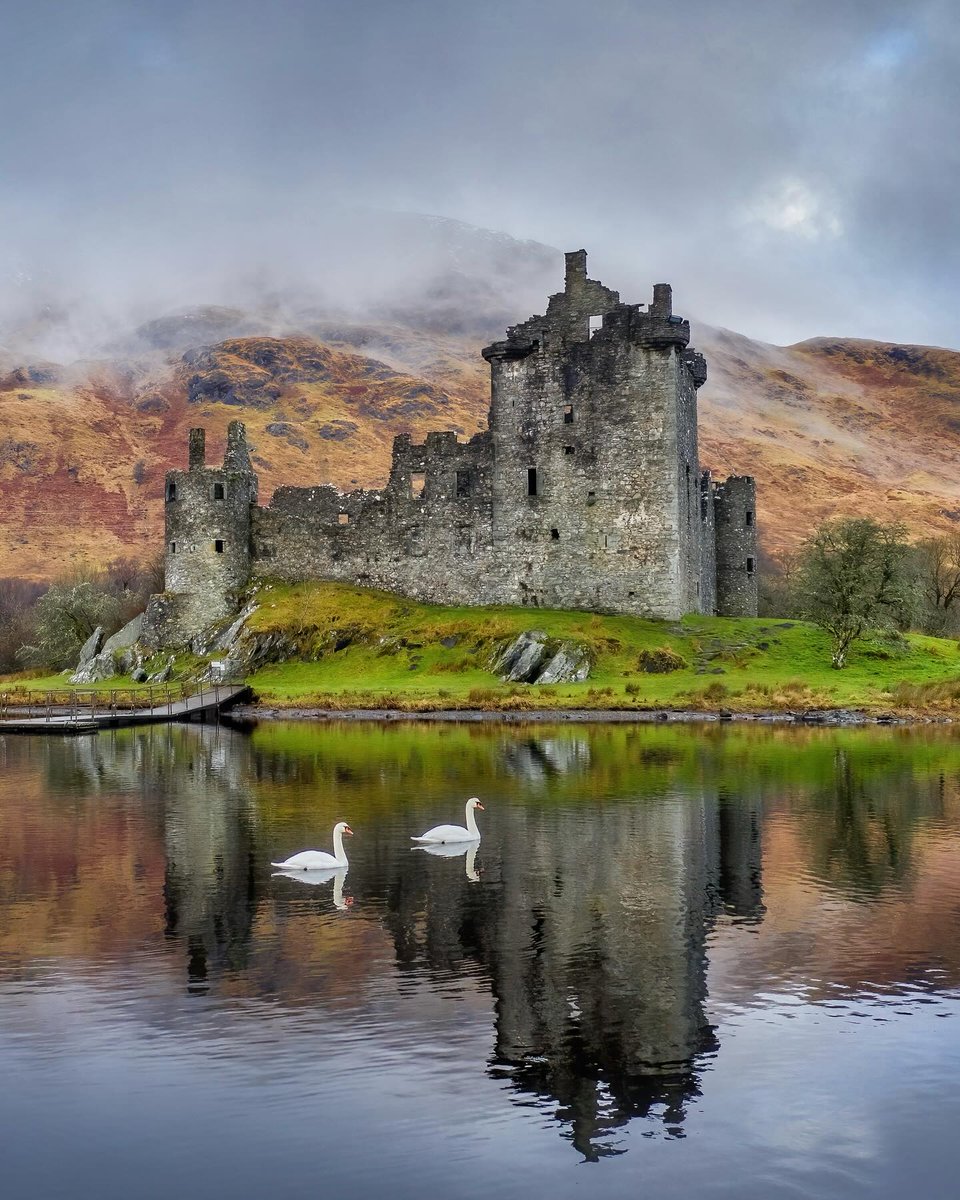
[13,718,947,1161]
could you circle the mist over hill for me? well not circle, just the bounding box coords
[2,215,959,581]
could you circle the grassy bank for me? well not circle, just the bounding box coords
[239,581,960,715]
[7,581,960,716]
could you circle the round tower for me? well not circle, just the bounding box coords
[714,476,758,617]
[163,421,258,631]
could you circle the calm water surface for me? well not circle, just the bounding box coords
[1,720,959,1198]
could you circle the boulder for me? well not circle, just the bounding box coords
[491,631,591,685]
[101,613,144,656]
[148,657,175,684]
[77,626,104,665]
[70,650,118,684]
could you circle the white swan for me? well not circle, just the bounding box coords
[412,797,483,844]
[271,821,353,870]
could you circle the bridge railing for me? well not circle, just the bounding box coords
[0,679,248,721]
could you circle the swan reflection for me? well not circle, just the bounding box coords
[272,867,353,909]
[415,840,481,881]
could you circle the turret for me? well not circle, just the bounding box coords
[162,420,258,628]
[714,476,758,617]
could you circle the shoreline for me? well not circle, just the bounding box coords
[228,704,950,727]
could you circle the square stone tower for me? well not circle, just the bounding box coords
[482,250,724,618]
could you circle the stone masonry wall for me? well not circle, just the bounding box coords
[250,430,496,604]
[714,476,759,617]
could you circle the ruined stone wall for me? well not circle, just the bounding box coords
[714,476,759,617]
[699,471,718,614]
[250,430,496,605]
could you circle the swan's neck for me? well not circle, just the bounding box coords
[333,827,349,866]
[465,803,480,838]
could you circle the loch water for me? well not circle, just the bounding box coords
[1,720,959,1198]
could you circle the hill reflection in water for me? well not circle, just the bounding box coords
[0,721,958,1189]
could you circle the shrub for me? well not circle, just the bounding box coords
[637,646,688,674]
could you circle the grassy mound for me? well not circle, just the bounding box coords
[8,580,960,714]
[237,581,960,713]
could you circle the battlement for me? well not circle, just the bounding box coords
[482,250,691,361]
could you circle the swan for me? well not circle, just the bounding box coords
[416,841,480,881]
[412,797,483,844]
[271,821,353,870]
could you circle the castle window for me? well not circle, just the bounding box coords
[214,539,224,554]
[563,445,575,456]
[213,482,225,500]
[587,490,596,506]
[550,528,560,541]
[456,469,472,498]
[746,556,755,575]
[563,404,574,424]
[338,512,350,525]
[527,467,539,497]
[746,510,754,526]
[166,482,177,502]
[170,541,177,554]
[411,472,426,499]
[588,315,603,338]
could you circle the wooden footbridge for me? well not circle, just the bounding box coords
[0,680,250,735]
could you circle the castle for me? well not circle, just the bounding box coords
[147,251,757,645]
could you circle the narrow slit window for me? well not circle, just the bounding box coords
[166,482,177,502]
[213,482,225,500]
[456,469,472,498]
[170,541,177,554]
[338,512,350,525]
[746,556,755,575]
[214,539,224,554]
[563,445,575,456]
[411,472,426,499]
[550,528,560,541]
[563,404,574,424]
[527,467,538,497]
[745,510,754,526]
[588,315,603,338]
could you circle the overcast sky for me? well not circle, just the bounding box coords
[2,0,958,351]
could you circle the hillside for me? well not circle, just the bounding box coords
[3,291,960,579]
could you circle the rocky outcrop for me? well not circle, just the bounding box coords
[491,631,591,685]
[70,613,145,683]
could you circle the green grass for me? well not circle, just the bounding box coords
[238,580,960,714]
[7,580,960,715]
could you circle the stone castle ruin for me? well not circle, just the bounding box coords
[147,251,757,644]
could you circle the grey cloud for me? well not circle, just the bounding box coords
[1,0,957,357]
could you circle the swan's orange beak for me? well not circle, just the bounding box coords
[475,802,484,811]
[344,825,354,836]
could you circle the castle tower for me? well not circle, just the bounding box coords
[482,250,715,618]
[714,476,758,617]
[162,421,258,631]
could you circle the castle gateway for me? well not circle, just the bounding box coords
[150,252,758,643]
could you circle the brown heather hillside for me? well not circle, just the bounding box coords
[695,328,960,555]
[0,331,488,579]
[2,318,960,580]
